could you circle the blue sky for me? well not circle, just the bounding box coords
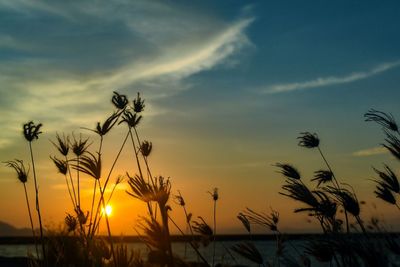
[1,0,400,233]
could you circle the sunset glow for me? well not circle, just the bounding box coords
[0,1,399,238]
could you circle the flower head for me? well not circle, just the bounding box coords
[112,91,128,110]
[4,159,29,183]
[51,156,68,175]
[65,214,77,232]
[71,152,101,180]
[298,132,320,148]
[174,191,185,206]
[133,92,145,113]
[208,187,219,201]
[373,165,399,193]
[23,121,43,142]
[237,213,250,233]
[71,134,91,157]
[94,112,120,136]
[312,170,333,187]
[365,109,398,132]
[140,141,152,157]
[51,133,69,156]
[375,183,397,205]
[119,110,142,128]
[275,163,301,180]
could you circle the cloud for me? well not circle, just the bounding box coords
[352,146,388,157]
[0,2,254,149]
[263,60,400,93]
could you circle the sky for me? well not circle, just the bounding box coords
[1,0,400,235]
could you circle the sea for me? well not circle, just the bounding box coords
[1,239,400,266]
[0,240,340,267]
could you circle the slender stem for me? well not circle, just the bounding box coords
[23,183,39,258]
[87,179,97,238]
[317,146,350,233]
[91,130,130,232]
[168,214,210,266]
[28,142,46,265]
[160,205,174,267]
[64,173,76,209]
[77,156,80,208]
[65,155,78,208]
[97,179,116,266]
[212,199,216,267]
[355,215,367,234]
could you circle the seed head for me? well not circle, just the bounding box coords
[208,187,219,201]
[71,133,90,157]
[312,170,333,187]
[140,141,152,157]
[65,214,77,232]
[275,163,301,180]
[51,156,68,175]
[133,92,145,113]
[4,159,29,183]
[112,91,128,110]
[365,109,398,132]
[119,110,142,128]
[298,132,320,148]
[23,121,43,142]
[51,133,69,156]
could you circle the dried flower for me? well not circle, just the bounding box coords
[373,165,399,193]
[71,134,90,156]
[237,213,250,233]
[51,156,68,175]
[92,112,120,136]
[23,121,43,142]
[140,141,152,157]
[65,214,77,232]
[174,192,185,206]
[51,133,69,156]
[312,170,333,187]
[365,109,398,132]
[375,183,397,205]
[298,132,320,148]
[4,159,29,183]
[275,163,301,180]
[383,130,400,161]
[119,110,142,128]
[133,92,145,113]
[71,152,101,180]
[208,188,219,201]
[243,208,279,232]
[112,91,128,110]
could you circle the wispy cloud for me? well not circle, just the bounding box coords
[0,2,254,149]
[352,146,388,157]
[263,60,400,93]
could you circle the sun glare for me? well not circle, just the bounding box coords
[102,204,113,217]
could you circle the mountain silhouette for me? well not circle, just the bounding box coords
[0,221,33,236]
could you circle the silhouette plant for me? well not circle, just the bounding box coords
[23,121,46,264]
[4,159,39,257]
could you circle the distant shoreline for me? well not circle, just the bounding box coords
[0,232,398,244]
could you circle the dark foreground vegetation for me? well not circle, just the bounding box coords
[3,92,400,266]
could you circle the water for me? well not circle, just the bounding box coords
[1,240,398,266]
[0,240,330,266]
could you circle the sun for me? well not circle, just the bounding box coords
[102,204,113,217]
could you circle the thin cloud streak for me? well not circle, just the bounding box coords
[263,60,400,93]
[352,146,388,157]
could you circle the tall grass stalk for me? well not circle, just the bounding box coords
[28,141,46,265]
[22,182,39,257]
